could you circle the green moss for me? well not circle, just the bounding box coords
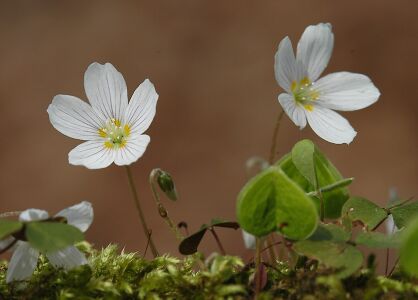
[0,243,417,299]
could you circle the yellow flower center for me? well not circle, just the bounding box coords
[98,119,131,149]
[291,77,319,111]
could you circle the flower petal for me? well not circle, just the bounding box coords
[314,72,380,111]
[84,62,129,122]
[46,246,87,270]
[278,93,307,129]
[19,209,49,222]
[274,36,297,92]
[242,230,256,250]
[386,215,398,235]
[6,243,39,283]
[297,23,334,81]
[69,141,115,169]
[306,106,356,144]
[0,237,15,252]
[47,95,104,140]
[125,79,158,134]
[114,135,150,166]
[55,201,93,232]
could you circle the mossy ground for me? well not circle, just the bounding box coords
[0,243,417,300]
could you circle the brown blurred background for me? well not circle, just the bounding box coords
[0,0,417,268]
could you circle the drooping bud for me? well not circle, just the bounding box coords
[157,170,178,201]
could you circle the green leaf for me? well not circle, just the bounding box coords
[355,231,401,248]
[237,167,318,239]
[278,141,350,219]
[400,217,418,276]
[26,222,84,253]
[390,201,418,229]
[309,223,351,243]
[341,197,388,230]
[291,139,316,186]
[293,240,363,278]
[0,219,23,240]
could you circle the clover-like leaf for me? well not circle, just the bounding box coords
[309,223,351,243]
[0,219,23,240]
[178,220,239,255]
[293,240,362,278]
[400,217,418,277]
[355,231,401,249]
[26,222,84,253]
[341,197,388,230]
[237,167,318,239]
[278,141,350,219]
[291,139,316,186]
[390,201,418,229]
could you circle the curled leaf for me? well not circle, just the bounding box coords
[178,220,239,255]
[278,140,350,219]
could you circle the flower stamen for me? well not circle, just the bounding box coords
[291,77,319,111]
[98,118,130,149]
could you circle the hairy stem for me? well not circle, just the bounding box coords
[149,169,183,241]
[125,166,159,258]
[254,238,263,298]
[268,109,285,165]
[265,110,285,262]
[385,248,390,276]
[313,164,325,222]
[209,228,226,255]
[388,256,399,277]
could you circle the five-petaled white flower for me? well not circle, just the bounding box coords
[47,62,158,169]
[1,201,93,283]
[275,23,380,144]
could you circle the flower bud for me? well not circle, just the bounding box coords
[157,171,178,201]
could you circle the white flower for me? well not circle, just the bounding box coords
[385,215,398,235]
[47,62,158,169]
[242,230,256,250]
[5,201,93,283]
[386,188,399,235]
[274,23,380,144]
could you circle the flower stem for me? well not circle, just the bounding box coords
[314,165,325,222]
[268,109,285,165]
[149,169,183,241]
[265,110,284,262]
[125,166,159,258]
[385,248,390,276]
[254,238,263,298]
[209,228,226,255]
[388,256,399,277]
